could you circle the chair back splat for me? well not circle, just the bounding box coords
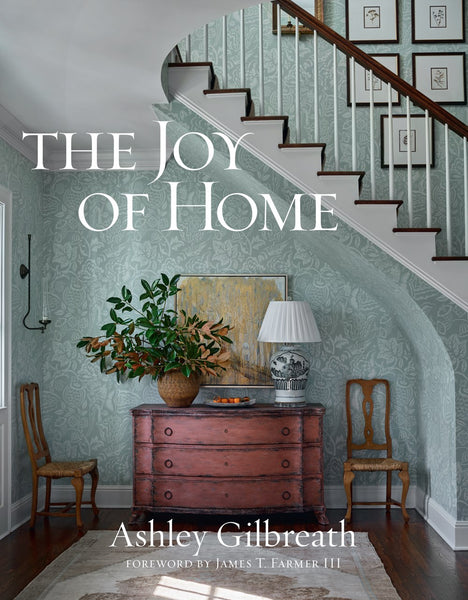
[346,378,392,457]
[20,383,51,472]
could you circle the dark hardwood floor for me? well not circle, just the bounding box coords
[1,508,467,600]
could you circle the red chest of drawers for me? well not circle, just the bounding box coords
[131,403,328,525]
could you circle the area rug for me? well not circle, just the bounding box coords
[14,529,401,600]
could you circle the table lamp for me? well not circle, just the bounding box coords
[258,300,321,405]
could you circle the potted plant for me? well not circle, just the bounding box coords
[77,274,232,406]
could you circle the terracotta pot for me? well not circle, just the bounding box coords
[157,371,200,407]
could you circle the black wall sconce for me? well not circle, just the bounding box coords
[20,234,51,333]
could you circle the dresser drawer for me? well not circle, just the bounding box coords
[303,477,323,507]
[303,415,321,443]
[135,445,302,477]
[152,415,301,445]
[303,446,322,474]
[152,477,302,509]
[134,415,152,444]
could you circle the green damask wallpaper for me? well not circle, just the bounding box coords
[0,138,45,500]
[2,0,467,524]
[186,1,468,255]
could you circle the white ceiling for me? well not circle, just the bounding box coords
[0,0,255,167]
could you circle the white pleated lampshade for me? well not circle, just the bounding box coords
[257,300,321,343]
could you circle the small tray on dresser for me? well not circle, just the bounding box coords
[204,398,256,408]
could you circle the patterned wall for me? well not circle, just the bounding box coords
[33,101,465,519]
[181,0,468,519]
[0,139,45,501]
[185,1,468,255]
[2,1,467,522]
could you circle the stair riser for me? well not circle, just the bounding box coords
[168,64,468,311]
[168,66,214,99]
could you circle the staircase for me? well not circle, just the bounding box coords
[167,1,468,311]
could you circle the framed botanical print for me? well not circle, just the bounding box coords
[347,54,400,105]
[381,114,434,168]
[272,0,323,34]
[412,0,465,42]
[346,0,399,43]
[412,52,466,104]
[176,274,288,387]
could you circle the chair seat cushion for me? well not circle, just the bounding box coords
[37,459,97,478]
[345,457,408,471]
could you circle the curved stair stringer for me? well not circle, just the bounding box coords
[168,63,468,312]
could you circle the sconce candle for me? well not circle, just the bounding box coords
[42,278,49,322]
[20,234,51,333]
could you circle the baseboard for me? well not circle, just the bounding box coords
[11,487,46,531]
[415,487,468,551]
[324,483,417,509]
[51,484,133,509]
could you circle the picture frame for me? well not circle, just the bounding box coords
[176,274,288,387]
[411,0,465,43]
[346,0,399,43]
[412,52,466,105]
[272,1,322,35]
[347,54,400,105]
[380,114,434,168]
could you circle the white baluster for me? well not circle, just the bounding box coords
[222,15,228,88]
[204,24,208,61]
[445,124,452,254]
[277,3,283,114]
[333,45,339,169]
[369,68,375,198]
[295,17,301,142]
[425,110,432,227]
[406,97,413,227]
[240,9,245,87]
[350,57,356,170]
[387,83,394,199]
[464,137,468,255]
[186,35,191,62]
[313,31,319,142]
[258,4,264,115]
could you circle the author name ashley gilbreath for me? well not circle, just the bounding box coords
[109,518,355,558]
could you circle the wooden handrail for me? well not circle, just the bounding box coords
[275,0,468,139]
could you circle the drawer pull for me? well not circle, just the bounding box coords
[281,459,290,468]
[164,427,173,437]
[281,427,290,436]
[224,461,229,467]
[164,490,173,500]
[224,428,229,434]
[282,491,291,500]
[164,459,173,469]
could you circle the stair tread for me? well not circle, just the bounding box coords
[204,88,251,94]
[355,200,403,206]
[432,256,468,261]
[241,116,289,121]
[278,143,326,148]
[318,170,365,176]
[393,227,441,234]
[169,61,214,67]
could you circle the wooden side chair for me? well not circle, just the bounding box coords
[343,378,410,522]
[20,382,99,528]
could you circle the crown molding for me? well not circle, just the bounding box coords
[0,103,36,164]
